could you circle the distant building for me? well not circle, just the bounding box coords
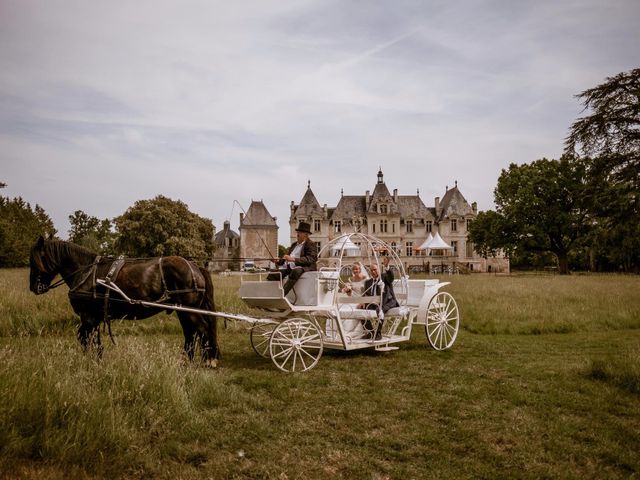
[289,169,509,273]
[211,220,239,271]
[239,200,278,270]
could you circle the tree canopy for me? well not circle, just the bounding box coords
[114,195,214,258]
[471,157,591,274]
[0,197,56,267]
[68,210,115,255]
[565,67,640,185]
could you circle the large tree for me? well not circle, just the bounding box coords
[68,210,115,255]
[114,195,214,258]
[565,67,639,185]
[565,67,640,272]
[0,197,56,267]
[490,157,591,274]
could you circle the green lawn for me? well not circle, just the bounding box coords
[1,270,639,479]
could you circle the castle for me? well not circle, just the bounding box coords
[288,169,508,273]
[213,169,509,273]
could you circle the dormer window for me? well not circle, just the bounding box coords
[380,204,388,214]
[451,219,457,232]
[406,220,413,233]
[334,221,341,233]
[314,219,321,232]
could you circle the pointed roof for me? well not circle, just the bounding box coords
[397,195,432,219]
[241,200,277,227]
[368,169,398,213]
[426,231,452,249]
[293,181,323,217]
[331,195,367,219]
[438,182,475,220]
[416,232,433,251]
[214,220,239,245]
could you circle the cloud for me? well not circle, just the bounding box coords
[1,0,639,242]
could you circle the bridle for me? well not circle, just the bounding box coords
[33,249,98,294]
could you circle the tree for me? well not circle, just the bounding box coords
[565,67,640,185]
[68,210,115,255]
[490,157,591,274]
[114,195,214,258]
[467,210,514,259]
[0,197,57,267]
[565,67,640,272]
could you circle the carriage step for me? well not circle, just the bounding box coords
[376,345,399,352]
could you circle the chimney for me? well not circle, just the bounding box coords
[239,212,244,226]
[393,188,398,202]
[472,202,477,214]
[365,190,370,209]
[290,200,295,213]
[323,203,327,218]
[435,197,440,215]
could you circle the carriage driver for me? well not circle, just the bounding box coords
[268,221,318,296]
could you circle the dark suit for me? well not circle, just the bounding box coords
[268,240,318,295]
[362,268,399,314]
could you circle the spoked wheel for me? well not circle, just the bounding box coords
[250,322,277,358]
[425,291,459,350]
[269,318,323,372]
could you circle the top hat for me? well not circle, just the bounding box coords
[295,221,312,234]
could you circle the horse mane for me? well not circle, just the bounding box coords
[44,240,98,268]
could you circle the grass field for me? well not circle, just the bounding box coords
[1,270,639,479]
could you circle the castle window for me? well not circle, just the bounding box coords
[372,223,376,233]
[314,219,321,232]
[426,221,432,232]
[380,219,388,233]
[451,240,458,255]
[405,242,413,256]
[466,241,474,258]
[380,204,388,214]
[466,219,472,231]
[392,223,395,233]
[334,221,341,233]
[406,220,413,233]
[315,241,322,252]
[451,219,457,232]
[391,242,398,254]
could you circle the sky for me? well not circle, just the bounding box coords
[2,0,639,245]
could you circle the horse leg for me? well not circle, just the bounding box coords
[199,315,219,368]
[77,314,103,358]
[178,314,197,363]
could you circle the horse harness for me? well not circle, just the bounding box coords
[60,255,206,342]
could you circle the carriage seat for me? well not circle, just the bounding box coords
[285,270,339,306]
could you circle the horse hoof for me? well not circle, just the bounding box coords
[204,359,218,369]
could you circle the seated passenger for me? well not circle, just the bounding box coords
[359,253,399,340]
[342,261,369,296]
[267,221,317,296]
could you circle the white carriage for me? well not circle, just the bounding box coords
[239,233,460,372]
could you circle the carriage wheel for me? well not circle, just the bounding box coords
[425,292,459,350]
[250,322,277,358]
[269,318,323,372]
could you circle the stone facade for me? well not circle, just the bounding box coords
[211,220,240,271]
[289,170,509,273]
[239,200,278,270]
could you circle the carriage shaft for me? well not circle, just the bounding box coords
[96,279,275,325]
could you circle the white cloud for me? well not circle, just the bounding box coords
[1,0,639,243]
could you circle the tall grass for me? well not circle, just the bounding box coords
[1,270,639,478]
[445,273,640,334]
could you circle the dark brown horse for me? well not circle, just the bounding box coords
[29,236,220,367]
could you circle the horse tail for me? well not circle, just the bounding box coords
[199,265,221,360]
[198,266,215,312]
